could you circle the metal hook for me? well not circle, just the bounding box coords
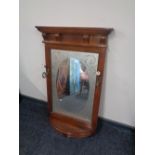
[42,65,49,79]
[96,71,101,86]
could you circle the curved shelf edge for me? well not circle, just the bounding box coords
[49,113,95,138]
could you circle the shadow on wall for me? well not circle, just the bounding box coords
[99,52,108,117]
[99,30,115,117]
[20,70,47,101]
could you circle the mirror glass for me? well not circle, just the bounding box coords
[51,49,98,122]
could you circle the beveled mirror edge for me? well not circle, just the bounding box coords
[52,49,98,122]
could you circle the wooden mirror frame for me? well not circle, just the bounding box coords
[36,26,113,138]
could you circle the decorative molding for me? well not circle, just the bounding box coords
[36,26,113,48]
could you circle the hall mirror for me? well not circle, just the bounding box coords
[36,26,113,138]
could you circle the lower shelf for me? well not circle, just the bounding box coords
[49,113,95,138]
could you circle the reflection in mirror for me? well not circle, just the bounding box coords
[52,49,99,121]
[56,58,89,101]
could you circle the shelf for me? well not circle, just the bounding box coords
[49,113,94,138]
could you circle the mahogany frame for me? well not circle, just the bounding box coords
[36,26,113,138]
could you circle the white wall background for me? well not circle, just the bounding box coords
[20,0,135,127]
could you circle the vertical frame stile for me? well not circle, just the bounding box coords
[91,47,107,129]
[45,44,52,113]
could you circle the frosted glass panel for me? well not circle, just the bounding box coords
[51,49,98,122]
